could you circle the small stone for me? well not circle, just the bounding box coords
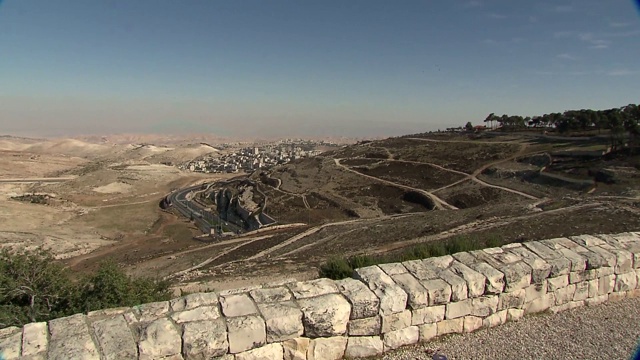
[482,309,507,328]
[445,299,472,319]
[507,308,525,321]
[21,322,47,357]
[470,295,499,317]
[547,275,569,292]
[171,305,221,323]
[573,281,589,301]
[418,323,437,342]
[420,278,452,305]
[524,293,556,314]
[614,271,638,292]
[554,284,577,305]
[497,289,525,311]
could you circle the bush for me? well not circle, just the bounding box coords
[0,248,170,329]
[318,234,505,280]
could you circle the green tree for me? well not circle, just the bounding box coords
[465,121,474,131]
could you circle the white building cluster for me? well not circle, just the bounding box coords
[184,140,335,174]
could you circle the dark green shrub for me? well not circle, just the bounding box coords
[318,257,353,280]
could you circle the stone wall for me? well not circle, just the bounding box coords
[1,231,639,360]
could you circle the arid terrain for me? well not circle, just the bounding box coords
[1,132,639,294]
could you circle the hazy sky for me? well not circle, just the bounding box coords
[1,1,639,138]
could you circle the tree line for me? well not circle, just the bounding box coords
[484,104,639,150]
[0,248,171,329]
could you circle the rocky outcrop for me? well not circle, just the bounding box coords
[1,231,639,359]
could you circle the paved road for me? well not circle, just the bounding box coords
[380,296,640,360]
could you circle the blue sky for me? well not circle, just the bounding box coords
[1,0,639,138]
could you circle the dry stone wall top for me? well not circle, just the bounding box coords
[1,231,640,360]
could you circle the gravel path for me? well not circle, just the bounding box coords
[380,297,640,360]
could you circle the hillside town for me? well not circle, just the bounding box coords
[182,139,338,173]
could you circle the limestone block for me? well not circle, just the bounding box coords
[402,260,438,280]
[423,255,454,269]
[549,301,584,314]
[348,316,381,336]
[482,309,507,328]
[307,337,347,360]
[523,241,563,260]
[470,295,499,317]
[411,305,445,325]
[570,234,606,247]
[471,262,505,294]
[227,315,267,354]
[556,248,587,272]
[588,279,598,298]
[182,319,228,359]
[439,269,468,301]
[588,246,617,269]
[436,318,463,336]
[507,308,525,321]
[502,242,523,249]
[138,318,181,360]
[379,262,408,276]
[48,314,100,360]
[524,281,547,303]
[391,273,429,309]
[524,293,555,314]
[445,299,472,319]
[463,316,483,333]
[614,271,638,292]
[287,278,338,299]
[598,274,616,295]
[573,281,589,301]
[249,286,293,304]
[171,305,221,324]
[220,293,258,317]
[450,261,486,297]
[282,337,309,360]
[0,330,21,360]
[609,291,628,301]
[497,289,525,311]
[298,293,350,337]
[257,301,303,343]
[507,246,551,284]
[547,275,569,292]
[335,278,380,319]
[170,292,218,312]
[483,247,505,255]
[420,279,452,306]
[345,336,384,358]
[585,294,608,306]
[383,326,419,351]
[136,301,170,323]
[545,258,573,277]
[418,323,437,342]
[92,315,137,360]
[569,270,596,284]
[500,262,532,292]
[236,343,284,360]
[354,266,408,315]
[381,309,412,333]
[554,284,577,305]
[608,248,633,274]
[21,322,47,357]
[452,251,479,266]
[596,267,614,278]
